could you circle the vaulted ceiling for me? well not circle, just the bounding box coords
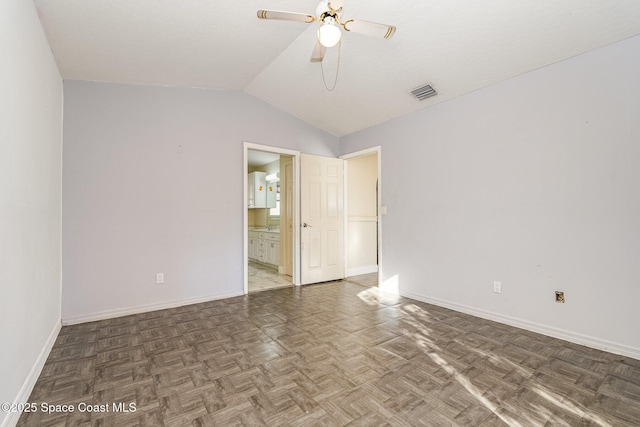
[34,0,640,136]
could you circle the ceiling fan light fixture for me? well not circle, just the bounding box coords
[317,20,341,47]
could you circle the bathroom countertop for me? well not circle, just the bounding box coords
[249,227,280,233]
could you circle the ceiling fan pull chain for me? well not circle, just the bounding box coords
[321,40,341,91]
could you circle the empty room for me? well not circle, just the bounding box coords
[2,0,640,426]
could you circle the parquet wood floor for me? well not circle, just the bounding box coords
[344,273,378,288]
[18,282,640,426]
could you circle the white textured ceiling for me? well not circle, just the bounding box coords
[34,0,640,136]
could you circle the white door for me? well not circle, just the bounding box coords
[300,154,344,284]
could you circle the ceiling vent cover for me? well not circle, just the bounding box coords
[411,84,437,101]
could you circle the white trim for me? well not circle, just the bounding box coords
[340,146,380,160]
[1,319,61,427]
[243,142,300,293]
[402,291,640,361]
[346,265,379,277]
[62,292,244,325]
[293,150,301,286]
[342,160,349,278]
[243,144,248,295]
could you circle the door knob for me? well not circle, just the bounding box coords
[303,222,312,228]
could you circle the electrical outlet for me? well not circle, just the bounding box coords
[493,281,502,294]
[156,273,164,284]
[555,291,565,303]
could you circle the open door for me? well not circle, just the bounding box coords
[300,154,345,284]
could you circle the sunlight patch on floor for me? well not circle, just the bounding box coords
[531,386,611,426]
[356,285,404,308]
[401,303,612,427]
[379,274,399,294]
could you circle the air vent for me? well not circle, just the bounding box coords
[411,84,437,101]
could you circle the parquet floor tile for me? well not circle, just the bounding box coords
[17,281,640,426]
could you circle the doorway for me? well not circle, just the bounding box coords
[342,147,381,288]
[243,143,300,294]
[243,144,382,292]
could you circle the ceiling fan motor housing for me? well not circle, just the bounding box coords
[320,11,339,23]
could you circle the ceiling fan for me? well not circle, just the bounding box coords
[257,0,396,63]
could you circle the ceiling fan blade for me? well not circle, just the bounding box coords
[310,40,326,63]
[327,0,344,13]
[342,19,396,39]
[257,10,316,23]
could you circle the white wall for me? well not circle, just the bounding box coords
[346,153,378,276]
[340,36,640,358]
[0,0,63,425]
[62,81,338,323]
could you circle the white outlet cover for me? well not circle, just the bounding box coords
[493,281,502,293]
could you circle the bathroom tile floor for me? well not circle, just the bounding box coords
[248,261,292,293]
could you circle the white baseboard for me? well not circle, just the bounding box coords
[346,265,378,277]
[1,319,61,427]
[402,291,640,361]
[62,291,245,325]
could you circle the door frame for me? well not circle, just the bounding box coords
[340,146,382,287]
[243,142,301,294]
